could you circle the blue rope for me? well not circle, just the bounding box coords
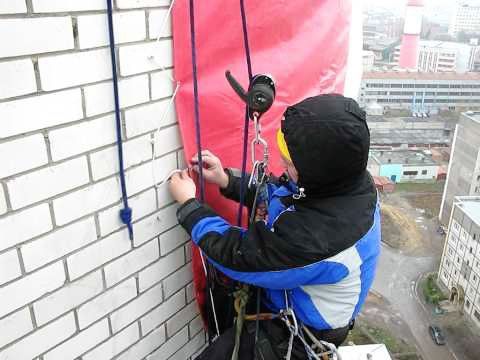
[106,0,133,240]
[189,0,215,341]
[189,0,206,203]
[237,0,254,227]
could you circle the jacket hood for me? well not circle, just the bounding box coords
[281,94,370,198]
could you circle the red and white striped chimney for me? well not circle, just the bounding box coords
[398,0,424,69]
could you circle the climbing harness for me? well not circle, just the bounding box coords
[106,0,133,240]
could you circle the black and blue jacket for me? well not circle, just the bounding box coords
[177,95,381,331]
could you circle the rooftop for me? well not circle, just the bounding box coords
[370,150,438,166]
[455,197,480,226]
[363,71,480,81]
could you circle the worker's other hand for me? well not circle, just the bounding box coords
[191,150,229,189]
[168,169,196,204]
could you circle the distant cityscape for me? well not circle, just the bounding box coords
[362,0,480,341]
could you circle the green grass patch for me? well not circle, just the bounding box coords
[345,327,373,345]
[395,182,445,194]
[422,274,447,305]
[365,327,414,354]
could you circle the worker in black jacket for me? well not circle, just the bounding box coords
[169,94,381,359]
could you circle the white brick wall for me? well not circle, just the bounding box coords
[0,17,74,58]
[78,11,146,49]
[0,0,27,14]
[0,2,204,359]
[0,59,37,99]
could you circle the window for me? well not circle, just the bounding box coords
[422,170,428,175]
[474,275,477,281]
[403,171,418,176]
[470,247,474,254]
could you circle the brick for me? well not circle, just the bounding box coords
[125,98,177,138]
[0,89,83,139]
[104,240,159,286]
[67,229,131,280]
[33,271,103,326]
[0,308,33,348]
[7,157,89,210]
[78,278,137,329]
[90,135,152,181]
[189,315,204,337]
[0,134,48,179]
[185,243,192,262]
[0,0,27,14]
[139,247,184,292]
[0,59,36,99]
[133,202,177,247]
[116,326,165,360]
[177,149,186,168]
[83,323,139,360]
[53,176,121,226]
[149,9,172,39]
[84,75,150,117]
[151,69,175,100]
[0,17,73,58]
[0,185,7,215]
[166,302,198,337]
[32,0,105,12]
[0,204,52,252]
[153,124,182,156]
[110,282,163,332]
[0,261,65,318]
[22,217,97,272]
[0,313,76,360]
[147,327,188,360]
[119,40,172,76]
[0,249,21,286]
[43,319,110,360]
[140,289,185,335]
[168,331,205,360]
[163,263,193,298]
[98,188,157,235]
[186,282,195,303]
[117,0,170,9]
[160,226,189,255]
[126,153,177,196]
[39,48,111,91]
[78,11,146,49]
[49,115,116,161]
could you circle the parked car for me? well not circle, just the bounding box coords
[428,325,446,345]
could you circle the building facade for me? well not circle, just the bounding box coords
[438,196,480,329]
[360,72,480,112]
[369,150,439,183]
[448,4,480,36]
[440,112,480,225]
[393,40,479,73]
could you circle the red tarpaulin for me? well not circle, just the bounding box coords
[172,0,362,326]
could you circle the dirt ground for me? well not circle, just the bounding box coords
[380,190,445,257]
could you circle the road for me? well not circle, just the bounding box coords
[372,244,456,360]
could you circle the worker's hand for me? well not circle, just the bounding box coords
[191,150,229,189]
[168,169,196,204]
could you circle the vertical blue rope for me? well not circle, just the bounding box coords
[237,0,254,227]
[189,0,206,203]
[106,0,133,240]
[189,0,215,341]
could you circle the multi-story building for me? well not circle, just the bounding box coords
[368,150,439,183]
[393,40,479,73]
[437,196,480,329]
[360,72,480,112]
[448,3,480,36]
[440,112,480,224]
[363,50,375,72]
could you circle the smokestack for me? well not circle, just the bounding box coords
[398,0,424,70]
